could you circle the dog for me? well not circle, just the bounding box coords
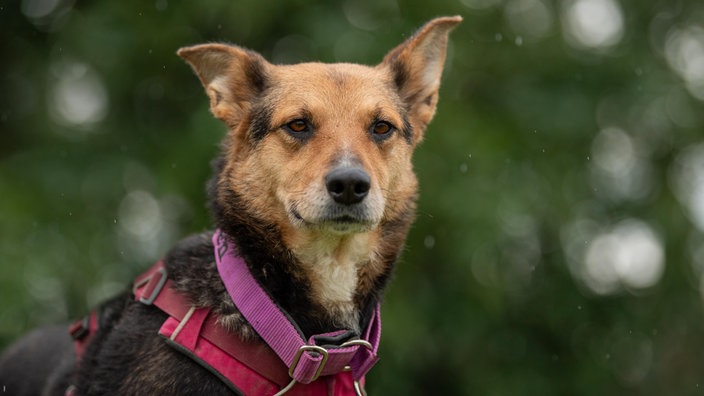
[0,16,461,395]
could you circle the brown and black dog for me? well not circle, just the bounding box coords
[0,16,461,395]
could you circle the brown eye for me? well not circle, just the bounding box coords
[287,119,308,133]
[371,121,394,138]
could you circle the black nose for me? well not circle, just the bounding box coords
[325,168,371,205]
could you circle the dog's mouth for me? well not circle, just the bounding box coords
[330,215,357,223]
[289,207,377,233]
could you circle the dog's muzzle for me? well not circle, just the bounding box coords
[287,166,382,233]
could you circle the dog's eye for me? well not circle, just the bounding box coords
[286,119,309,133]
[370,121,395,140]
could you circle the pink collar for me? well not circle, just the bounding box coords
[212,229,381,386]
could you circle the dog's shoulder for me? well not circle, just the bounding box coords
[74,232,239,395]
[164,231,227,315]
[165,231,256,340]
[164,231,217,290]
[76,300,233,395]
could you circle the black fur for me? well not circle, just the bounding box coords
[390,59,409,91]
[0,325,74,395]
[244,52,268,94]
[248,101,274,143]
[401,115,414,144]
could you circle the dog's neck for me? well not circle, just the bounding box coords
[286,230,379,332]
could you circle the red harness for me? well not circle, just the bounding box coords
[69,261,366,395]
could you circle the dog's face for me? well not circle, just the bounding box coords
[241,62,414,236]
[179,17,460,254]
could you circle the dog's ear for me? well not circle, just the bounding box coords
[178,44,269,127]
[380,16,462,142]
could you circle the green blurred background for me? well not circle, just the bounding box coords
[2,0,704,394]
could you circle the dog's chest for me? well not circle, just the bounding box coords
[296,234,374,331]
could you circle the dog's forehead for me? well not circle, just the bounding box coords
[274,62,383,84]
[271,63,394,99]
[266,62,402,122]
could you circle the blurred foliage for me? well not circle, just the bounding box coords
[2,0,704,395]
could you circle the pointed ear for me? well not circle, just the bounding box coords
[177,43,269,127]
[380,16,462,141]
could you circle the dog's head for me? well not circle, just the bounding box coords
[179,17,461,250]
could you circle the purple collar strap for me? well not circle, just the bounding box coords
[213,229,381,386]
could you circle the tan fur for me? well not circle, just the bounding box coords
[179,16,462,330]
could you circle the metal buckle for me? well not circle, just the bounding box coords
[134,267,168,305]
[273,379,297,396]
[342,339,372,396]
[354,380,367,396]
[340,339,373,350]
[68,315,90,340]
[288,345,329,382]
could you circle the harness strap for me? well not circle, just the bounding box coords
[68,310,99,361]
[133,261,360,395]
[67,310,101,396]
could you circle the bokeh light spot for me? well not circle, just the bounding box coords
[49,59,108,133]
[118,190,163,239]
[582,219,665,294]
[670,143,704,231]
[21,0,61,19]
[665,26,704,101]
[505,0,554,41]
[562,0,624,51]
[590,127,655,202]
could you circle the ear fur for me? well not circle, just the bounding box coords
[380,16,462,141]
[177,44,269,127]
